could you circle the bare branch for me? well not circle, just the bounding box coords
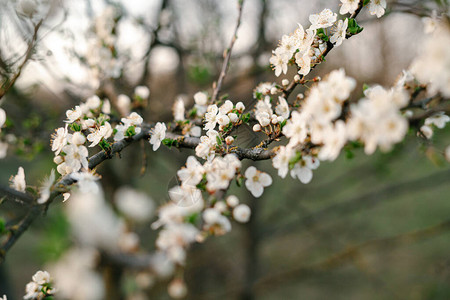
[0,19,43,100]
[210,0,245,103]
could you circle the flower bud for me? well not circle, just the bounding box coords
[168,279,187,299]
[236,102,245,112]
[226,195,239,207]
[71,132,86,145]
[233,204,251,223]
[270,87,278,95]
[228,113,238,123]
[282,79,289,86]
[253,124,261,132]
[53,156,64,165]
[225,136,234,145]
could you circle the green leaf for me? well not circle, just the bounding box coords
[69,123,81,132]
[316,28,329,42]
[241,113,251,124]
[0,218,5,234]
[185,212,199,224]
[216,136,223,146]
[99,139,111,151]
[347,18,363,35]
[363,0,371,5]
[288,151,302,169]
[125,126,136,137]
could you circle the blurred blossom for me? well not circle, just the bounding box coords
[115,186,155,222]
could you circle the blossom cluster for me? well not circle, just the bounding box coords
[270,1,387,78]
[24,270,54,300]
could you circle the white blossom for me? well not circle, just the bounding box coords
[135,86,150,99]
[117,94,131,116]
[87,121,113,147]
[275,96,290,119]
[115,187,154,222]
[173,97,185,121]
[37,169,55,204]
[424,112,450,129]
[51,126,68,155]
[65,106,83,123]
[272,146,294,178]
[177,156,204,187]
[150,122,166,151]
[340,0,359,15]
[368,0,386,18]
[0,108,5,130]
[309,8,337,30]
[70,171,101,194]
[168,279,187,299]
[245,166,272,198]
[330,18,348,47]
[233,204,251,223]
[63,144,89,172]
[10,167,26,192]
[226,195,239,208]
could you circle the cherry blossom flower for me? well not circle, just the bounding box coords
[115,187,154,222]
[65,105,83,123]
[134,85,150,100]
[269,48,289,77]
[309,8,337,30]
[410,21,450,97]
[339,0,359,15]
[330,18,348,47]
[117,94,131,116]
[87,121,113,147]
[150,122,166,151]
[233,204,251,223]
[0,108,5,131]
[51,126,68,155]
[10,167,26,192]
[168,279,188,299]
[70,171,101,194]
[63,144,89,172]
[173,97,185,121]
[245,166,272,198]
[156,223,199,264]
[272,146,295,178]
[32,271,51,285]
[177,156,205,187]
[202,208,231,235]
[70,131,86,146]
[290,155,320,184]
[368,0,386,18]
[37,169,55,204]
[226,195,239,207]
[275,96,290,119]
[424,112,450,129]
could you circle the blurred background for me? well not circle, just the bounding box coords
[1,0,450,299]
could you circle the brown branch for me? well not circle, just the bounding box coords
[0,19,43,100]
[210,0,245,103]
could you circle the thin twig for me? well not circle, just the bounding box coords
[0,19,43,100]
[210,0,245,103]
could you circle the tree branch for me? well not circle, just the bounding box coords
[211,0,245,103]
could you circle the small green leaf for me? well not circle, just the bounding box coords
[125,126,136,137]
[0,218,5,234]
[69,123,81,132]
[241,113,251,124]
